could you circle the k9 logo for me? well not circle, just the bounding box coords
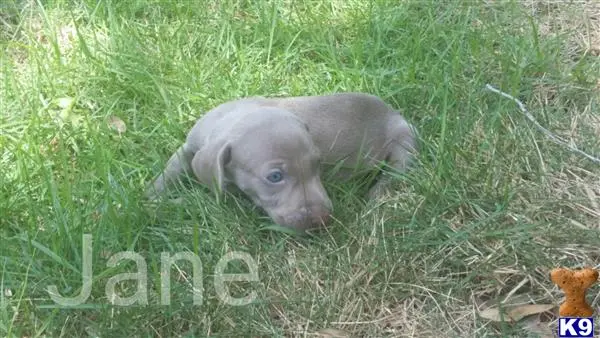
[558,317,594,338]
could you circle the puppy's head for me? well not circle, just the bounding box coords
[194,107,332,231]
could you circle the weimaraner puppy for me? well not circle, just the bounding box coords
[146,92,417,231]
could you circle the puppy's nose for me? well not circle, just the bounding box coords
[312,209,331,226]
[281,208,325,231]
[300,207,331,228]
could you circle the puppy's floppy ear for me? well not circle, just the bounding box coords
[191,140,232,193]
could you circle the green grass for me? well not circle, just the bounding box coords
[2,0,600,336]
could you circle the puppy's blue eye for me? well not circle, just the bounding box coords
[266,171,283,183]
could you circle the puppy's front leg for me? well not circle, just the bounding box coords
[146,144,195,200]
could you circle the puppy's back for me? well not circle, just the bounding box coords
[260,92,405,166]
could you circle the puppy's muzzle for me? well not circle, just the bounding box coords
[281,205,332,231]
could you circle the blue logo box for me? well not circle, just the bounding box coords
[558,317,594,338]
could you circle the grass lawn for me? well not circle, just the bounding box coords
[1,0,600,336]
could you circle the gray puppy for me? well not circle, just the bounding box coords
[146,92,417,231]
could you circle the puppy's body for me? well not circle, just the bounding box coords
[256,93,415,175]
[147,93,417,230]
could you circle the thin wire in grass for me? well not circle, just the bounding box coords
[485,84,600,165]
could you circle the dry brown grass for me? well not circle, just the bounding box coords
[526,1,600,57]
